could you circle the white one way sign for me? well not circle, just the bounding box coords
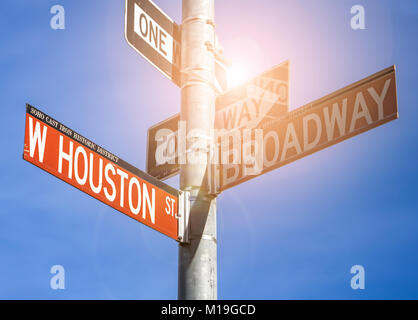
[125,0,181,86]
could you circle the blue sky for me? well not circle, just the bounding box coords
[0,0,417,299]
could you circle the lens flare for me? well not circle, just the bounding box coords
[224,36,264,89]
[227,63,252,89]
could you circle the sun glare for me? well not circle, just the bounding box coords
[224,36,263,90]
[227,63,252,89]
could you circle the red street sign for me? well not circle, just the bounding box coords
[23,105,179,241]
[146,61,290,180]
[220,65,398,191]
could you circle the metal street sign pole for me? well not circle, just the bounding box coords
[22,0,400,301]
[178,0,217,300]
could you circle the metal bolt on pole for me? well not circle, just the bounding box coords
[178,0,217,300]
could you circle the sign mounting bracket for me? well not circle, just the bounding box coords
[177,190,190,243]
